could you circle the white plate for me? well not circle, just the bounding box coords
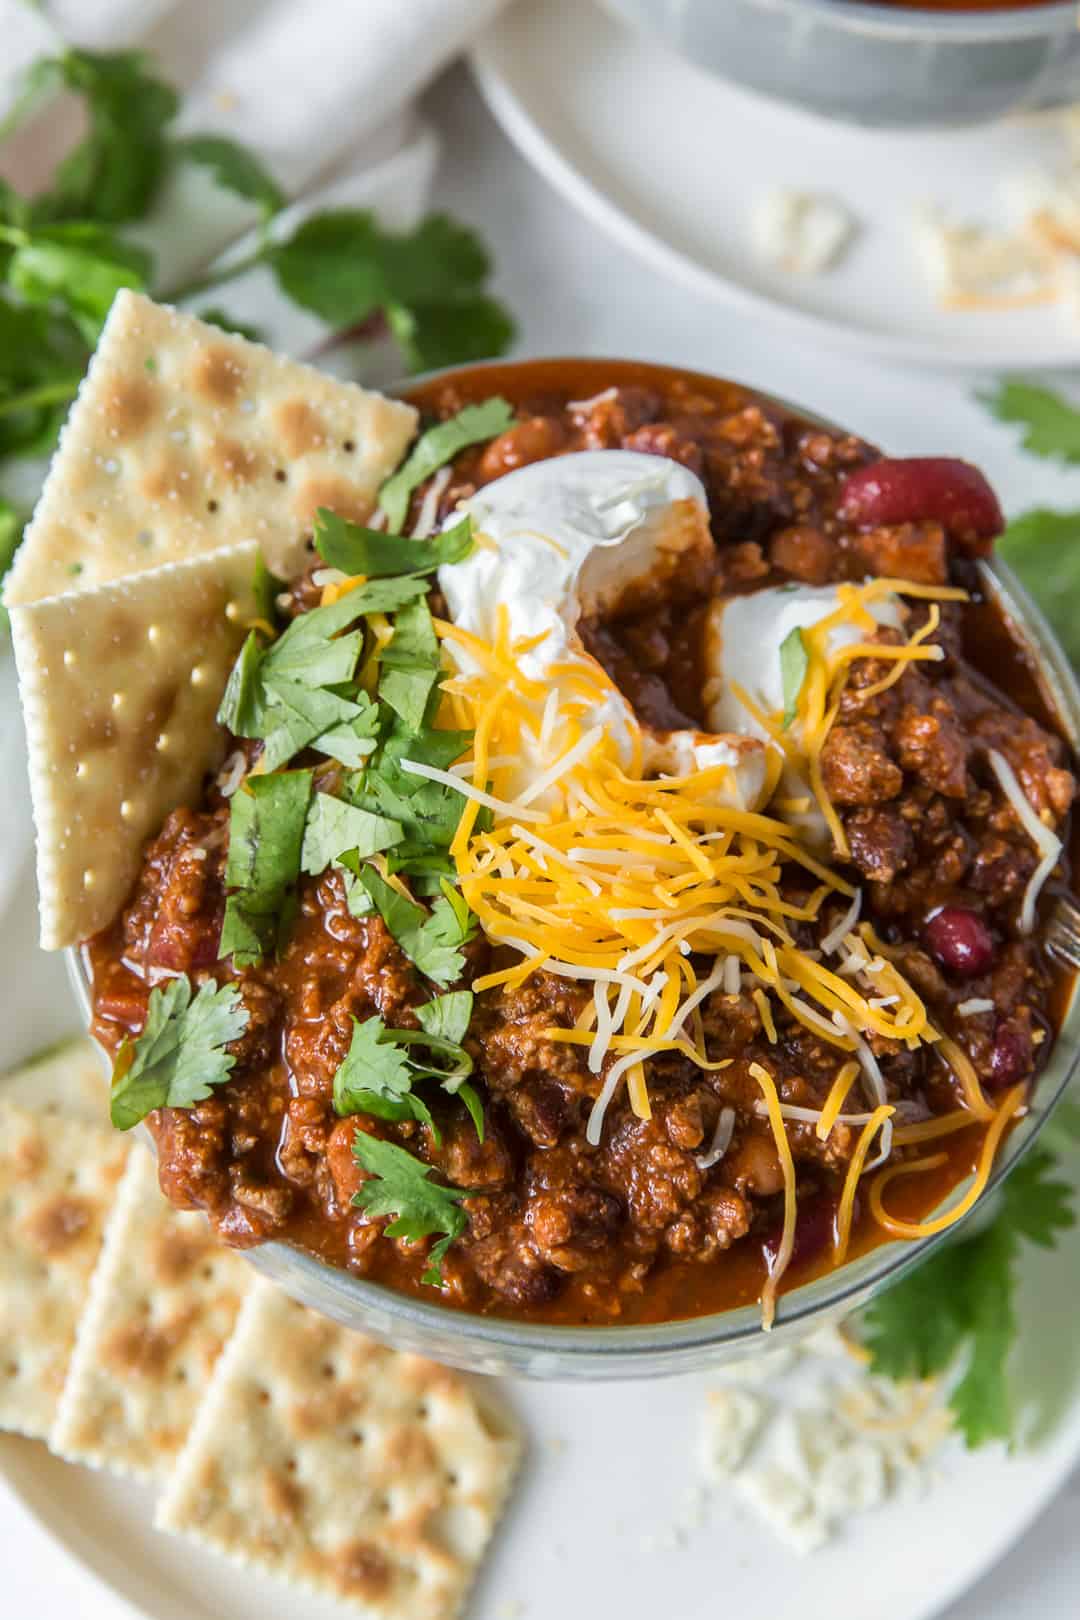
[472,0,1080,370]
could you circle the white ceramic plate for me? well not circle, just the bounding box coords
[472,0,1080,370]
[2,1146,1080,1620]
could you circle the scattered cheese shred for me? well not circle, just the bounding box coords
[749,1062,798,1332]
[835,1105,896,1263]
[869,1084,1026,1239]
[987,747,1063,934]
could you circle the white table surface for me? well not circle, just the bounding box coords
[4,58,1080,1620]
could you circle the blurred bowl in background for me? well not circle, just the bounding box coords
[599,0,1080,129]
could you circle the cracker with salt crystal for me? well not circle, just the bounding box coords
[0,1101,129,1439]
[156,1281,522,1620]
[2,1037,108,1122]
[51,1147,249,1480]
[10,540,259,949]
[3,290,419,606]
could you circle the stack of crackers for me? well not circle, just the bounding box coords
[0,1041,522,1619]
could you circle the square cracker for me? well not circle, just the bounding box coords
[51,1147,250,1481]
[3,289,419,605]
[11,539,259,949]
[0,1101,129,1439]
[156,1281,522,1620]
[1,1037,108,1123]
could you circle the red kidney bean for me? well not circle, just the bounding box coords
[763,1190,840,1272]
[988,1023,1033,1090]
[837,457,1004,556]
[925,906,994,978]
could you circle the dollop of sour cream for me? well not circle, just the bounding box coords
[704,584,906,843]
[438,450,768,810]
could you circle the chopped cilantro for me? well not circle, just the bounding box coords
[351,1131,469,1286]
[378,398,516,531]
[359,867,474,987]
[314,508,474,579]
[219,770,312,966]
[980,379,1080,465]
[109,976,248,1130]
[860,1146,1075,1447]
[416,989,473,1046]
[779,626,809,730]
[332,996,477,1142]
[377,597,442,733]
[300,793,403,875]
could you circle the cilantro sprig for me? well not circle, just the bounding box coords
[351,1131,470,1287]
[0,44,515,604]
[860,1146,1075,1448]
[359,867,475,988]
[219,770,313,967]
[109,976,248,1130]
[980,379,1080,465]
[315,509,474,579]
[333,991,480,1141]
[378,398,515,531]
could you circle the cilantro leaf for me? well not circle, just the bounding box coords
[7,224,153,344]
[333,1014,424,1126]
[379,398,516,531]
[173,135,285,222]
[378,597,441,733]
[997,508,1080,668]
[350,1131,469,1286]
[980,379,1080,465]
[0,499,21,626]
[779,626,808,730]
[220,770,312,965]
[359,867,473,986]
[861,1146,1075,1447]
[271,209,491,329]
[386,293,517,375]
[110,976,248,1129]
[259,678,373,774]
[314,508,473,578]
[300,793,403,875]
[29,49,179,225]
[197,306,264,344]
[416,990,474,1047]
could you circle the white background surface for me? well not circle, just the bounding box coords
[3,57,1080,1620]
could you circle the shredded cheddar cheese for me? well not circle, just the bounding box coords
[420,570,1016,1326]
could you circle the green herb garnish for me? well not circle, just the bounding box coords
[219,770,312,966]
[378,398,516,531]
[860,1146,1075,1448]
[358,867,475,987]
[778,626,809,730]
[350,1131,469,1287]
[109,976,248,1130]
[300,793,403,875]
[333,992,479,1142]
[980,379,1080,465]
[314,508,474,579]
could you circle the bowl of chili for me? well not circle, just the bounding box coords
[62,345,1080,1379]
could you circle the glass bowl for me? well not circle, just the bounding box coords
[65,362,1080,1379]
[599,0,1080,129]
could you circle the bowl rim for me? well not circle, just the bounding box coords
[637,0,1080,42]
[67,356,1080,1369]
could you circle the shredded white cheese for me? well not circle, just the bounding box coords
[820,888,862,956]
[957,997,995,1017]
[696,1106,737,1171]
[987,747,1062,934]
[410,465,453,539]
